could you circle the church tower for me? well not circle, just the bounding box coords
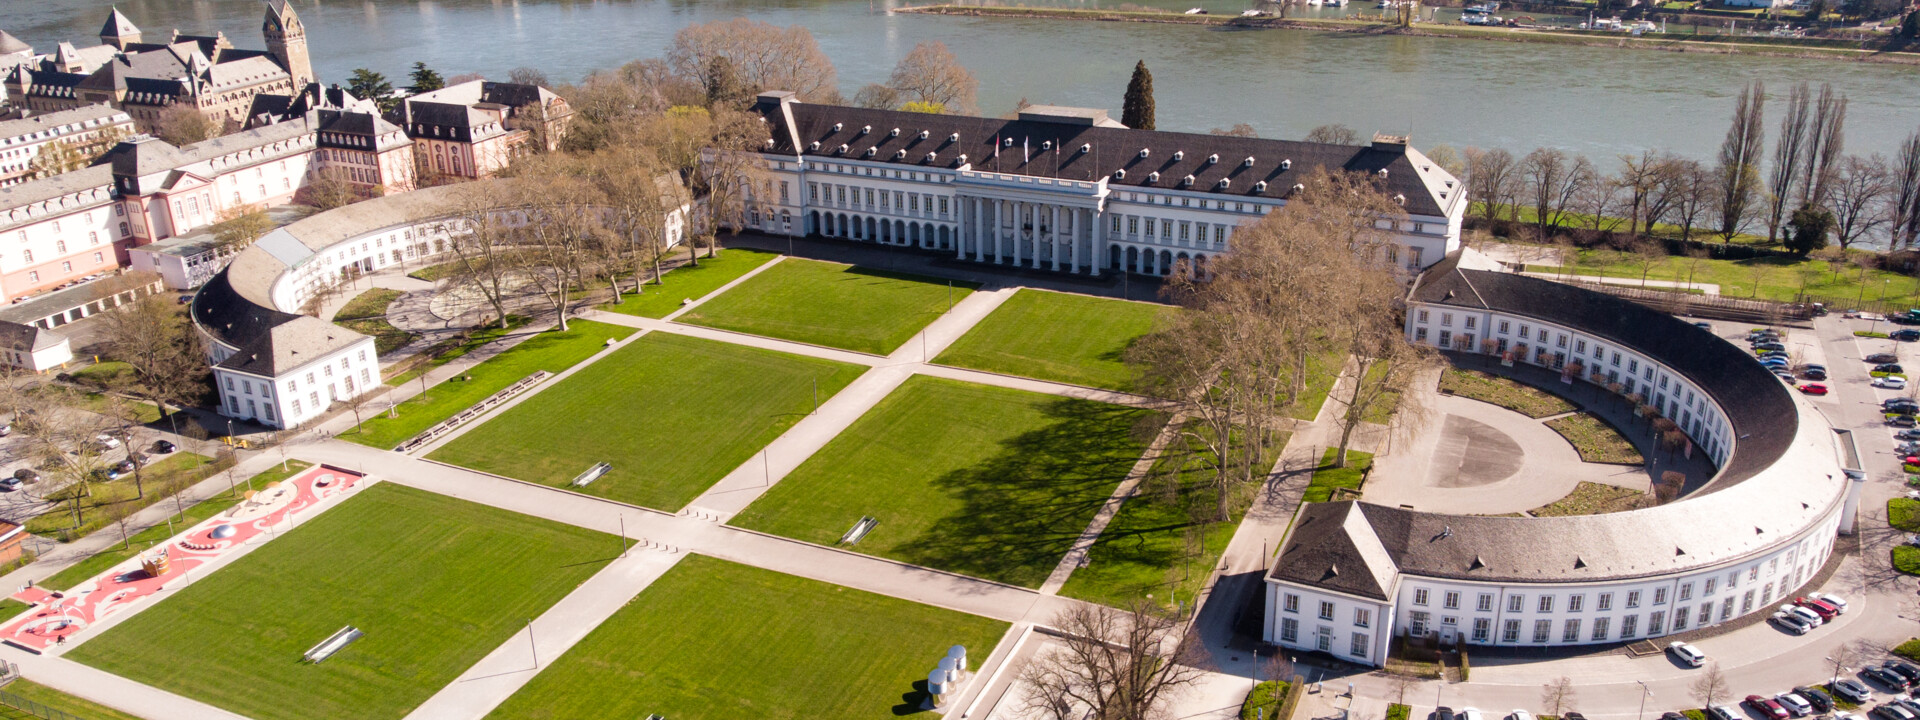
[99,8,141,50]
[263,0,314,89]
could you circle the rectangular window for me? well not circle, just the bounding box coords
[1626,591,1641,609]
[1673,608,1689,631]
[1280,617,1298,643]
[1507,595,1523,613]
[1704,577,1718,595]
[1538,596,1554,614]
[1591,617,1610,641]
[1700,603,1714,625]
[1472,618,1491,643]
[1439,330,1451,347]
[1354,608,1371,628]
[1761,582,1774,605]
[1562,619,1582,642]
[1678,583,1693,601]
[1533,619,1552,643]
[1441,313,1453,327]
[1415,328,1427,343]
[1284,594,1299,613]
[1464,316,1477,329]
[1501,619,1520,643]
[1443,592,1460,610]
[1418,310,1430,323]
[1413,589,1429,606]
[1567,594,1584,612]
[1720,597,1735,620]
[1740,590,1755,613]
[1597,593,1613,611]
[291,399,302,415]
[1318,601,1334,621]
[1574,340,1586,354]
[1476,594,1493,612]
[1653,588,1667,605]
[1649,611,1665,635]
[1350,633,1369,659]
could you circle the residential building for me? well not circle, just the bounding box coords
[0,104,134,186]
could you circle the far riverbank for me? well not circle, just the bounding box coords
[896,4,1920,64]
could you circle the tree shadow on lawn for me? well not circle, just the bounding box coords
[891,400,1164,589]
[841,265,978,289]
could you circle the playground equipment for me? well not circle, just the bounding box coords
[138,551,169,579]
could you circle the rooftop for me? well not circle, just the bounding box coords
[0,103,130,141]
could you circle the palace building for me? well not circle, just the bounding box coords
[1262,250,1861,665]
[743,91,1467,276]
[3,3,313,134]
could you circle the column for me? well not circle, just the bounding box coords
[1089,208,1102,277]
[991,200,1003,264]
[1050,204,1062,272]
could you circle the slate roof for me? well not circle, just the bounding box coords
[215,315,362,376]
[0,321,65,354]
[0,31,32,56]
[1267,253,1841,589]
[1270,502,1400,601]
[750,96,1464,218]
[100,9,140,40]
[0,104,128,141]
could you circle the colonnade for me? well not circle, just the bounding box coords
[955,196,1101,276]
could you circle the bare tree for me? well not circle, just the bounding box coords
[1667,158,1714,243]
[664,18,840,103]
[1889,128,1920,249]
[296,174,365,211]
[1541,676,1578,717]
[1681,246,1713,291]
[439,192,521,329]
[211,203,274,251]
[1718,81,1767,243]
[885,41,978,115]
[1801,83,1848,209]
[1691,662,1732,709]
[1465,147,1519,222]
[506,66,550,88]
[1425,144,1466,178]
[1766,82,1814,244]
[695,108,774,255]
[153,103,218,147]
[1576,171,1626,232]
[1018,602,1207,720]
[1388,674,1420,706]
[512,156,606,331]
[1522,148,1592,235]
[1631,237,1668,287]
[1304,124,1359,145]
[851,83,900,110]
[1209,123,1258,138]
[1830,155,1890,249]
[96,294,208,423]
[1618,150,1670,236]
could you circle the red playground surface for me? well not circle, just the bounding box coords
[0,464,366,654]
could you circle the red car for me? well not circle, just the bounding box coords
[1795,596,1840,620]
[1798,383,1829,395]
[1748,695,1790,720]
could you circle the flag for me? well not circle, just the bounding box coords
[1023,136,1029,164]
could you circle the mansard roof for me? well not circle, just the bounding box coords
[100,8,140,40]
[749,95,1464,218]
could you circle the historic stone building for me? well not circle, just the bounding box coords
[391,80,573,182]
[2,3,314,134]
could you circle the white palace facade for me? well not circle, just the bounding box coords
[743,92,1467,276]
[1263,250,1863,666]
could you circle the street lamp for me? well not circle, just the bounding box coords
[1636,680,1653,720]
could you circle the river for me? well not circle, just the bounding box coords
[4,0,1918,162]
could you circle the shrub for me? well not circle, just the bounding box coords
[1895,639,1920,663]
[1387,704,1412,720]
[1241,681,1291,720]
[1895,545,1920,575]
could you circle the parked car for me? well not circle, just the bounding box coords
[1830,678,1873,703]
[1896,429,1920,441]
[1879,364,1908,374]
[1668,641,1706,667]
[150,439,176,454]
[1435,707,1456,720]
[1875,705,1918,720]
[1890,402,1920,415]
[1799,383,1830,395]
[1756,342,1789,352]
[1660,713,1688,720]
[1772,610,1815,634]
[1781,604,1825,626]
[1794,687,1834,713]
[0,476,19,492]
[1890,415,1917,428]
[1750,695,1792,720]
[1890,698,1920,718]
[1710,706,1744,720]
[1892,329,1920,341]
[1808,592,1848,613]
[1863,666,1910,691]
[1803,368,1830,380]
[1777,692,1814,717]
[1871,353,1903,363]
[1459,708,1484,720]
[1795,596,1840,620]
[1508,711,1535,720]
[1885,660,1920,685]
[94,433,119,449]
[1877,376,1910,390]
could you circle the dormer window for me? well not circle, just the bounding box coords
[1041,140,1052,151]
[833,123,843,132]
[809,141,820,151]
[1172,151,1184,161]
[837,143,849,154]
[1080,143,1091,154]
[1138,148,1150,158]
[1394,193,1407,205]
[1113,169,1126,179]
[894,149,906,159]
[863,147,876,157]
[860,125,871,134]
[1206,153,1219,164]
[1292,183,1305,193]
[1217,178,1231,189]
[890,128,900,137]
[1378,169,1390,178]
[919,130,930,139]
[1181,174,1194,186]
[1146,171,1160,183]
[948,133,960,142]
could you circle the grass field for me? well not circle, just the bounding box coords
[677,258,976,355]
[385,315,532,387]
[731,376,1158,588]
[483,554,1007,720]
[1060,423,1281,610]
[406,262,459,282]
[1303,448,1372,504]
[1528,243,1920,306]
[0,679,146,720]
[69,360,135,388]
[433,333,865,510]
[1438,368,1576,418]
[39,461,313,591]
[28,452,221,540]
[1545,412,1644,465]
[333,288,416,356]
[69,483,617,720]
[1530,481,1648,516]
[601,248,780,319]
[1293,350,1348,421]
[934,288,1173,391]
[342,320,634,449]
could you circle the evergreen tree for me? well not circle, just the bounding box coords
[347,68,398,113]
[1785,205,1835,254]
[1121,60,1155,131]
[1904,10,1920,38]
[407,62,445,95]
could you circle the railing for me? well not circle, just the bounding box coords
[0,661,97,720]
[1552,278,1813,323]
[393,371,552,453]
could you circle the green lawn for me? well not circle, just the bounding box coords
[677,258,976,355]
[1531,481,1648,517]
[28,452,221,541]
[1894,545,1920,575]
[732,376,1159,588]
[69,360,135,388]
[1892,498,1920,532]
[1303,448,1372,503]
[1437,368,1575,418]
[1060,424,1282,610]
[483,554,1007,720]
[0,679,146,720]
[1545,412,1645,465]
[333,288,416,356]
[1530,243,1920,306]
[933,288,1173,391]
[1293,350,1347,421]
[433,333,865,511]
[342,320,634,450]
[600,248,780,319]
[69,483,617,720]
[406,262,460,282]
[385,315,533,387]
[39,461,314,592]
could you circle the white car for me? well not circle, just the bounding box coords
[1776,693,1813,717]
[1668,641,1706,667]
[1771,610,1813,634]
[1780,604,1824,627]
[1809,592,1849,613]
[1459,708,1484,720]
[94,433,119,449]
[1510,711,1535,720]
[1876,376,1909,389]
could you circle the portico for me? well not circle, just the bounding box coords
[955,171,1105,276]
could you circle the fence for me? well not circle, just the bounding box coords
[0,661,97,720]
[1554,279,1814,324]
